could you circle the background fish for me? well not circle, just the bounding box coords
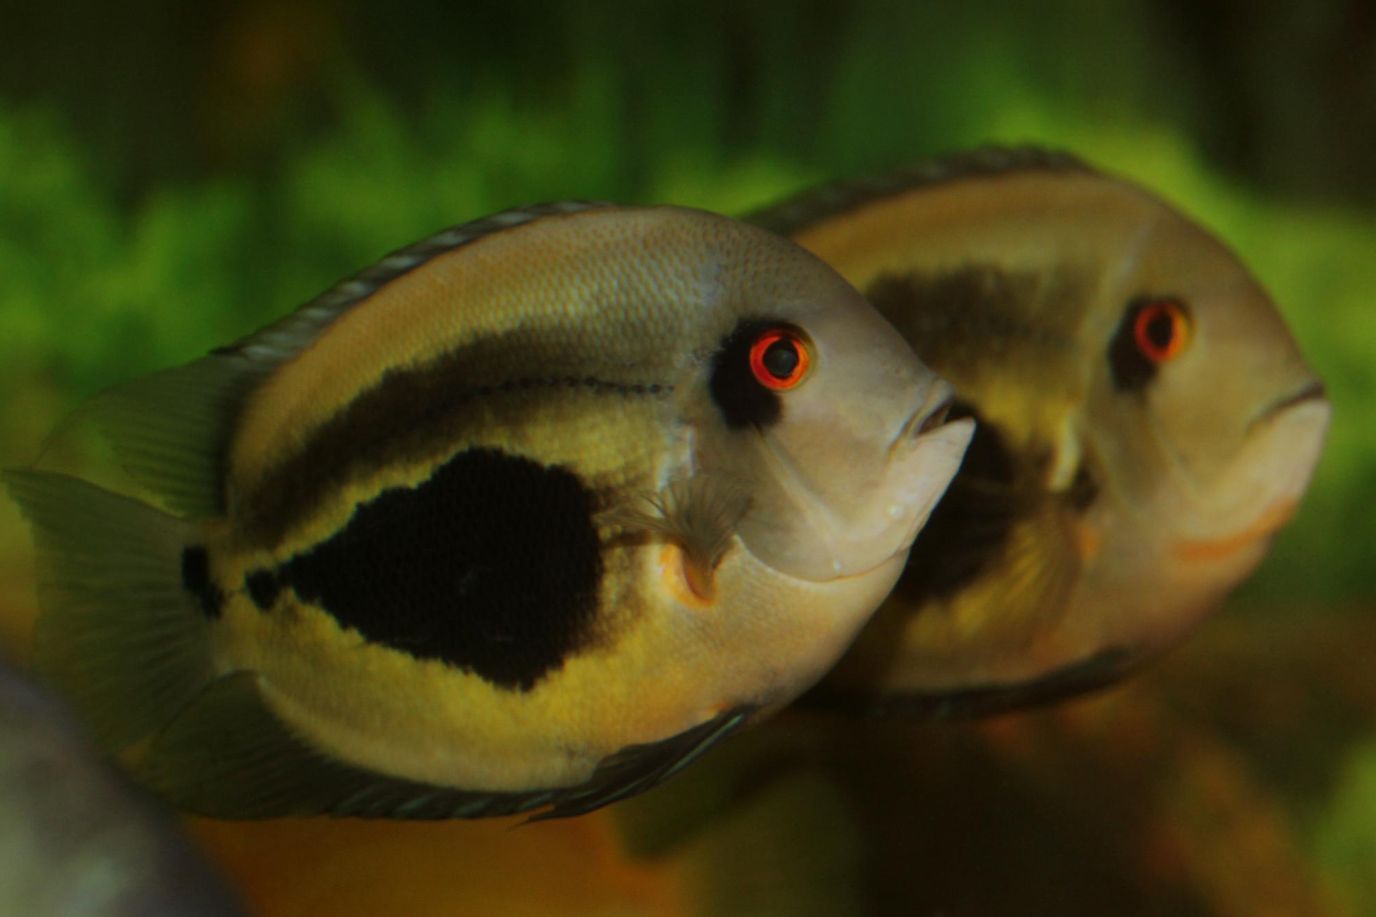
[752,148,1330,714]
[5,202,971,819]
[0,650,242,916]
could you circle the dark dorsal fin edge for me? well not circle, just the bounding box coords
[746,147,1093,237]
[72,200,616,518]
[219,200,618,366]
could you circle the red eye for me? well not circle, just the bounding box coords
[748,327,811,390]
[1133,300,1190,363]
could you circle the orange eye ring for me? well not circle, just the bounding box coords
[748,327,811,390]
[1133,300,1191,363]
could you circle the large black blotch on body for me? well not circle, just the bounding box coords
[272,447,603,692]
[709,319,783,430]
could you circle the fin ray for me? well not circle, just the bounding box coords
[3,470,213,749]
[140,671,752,821]
[67,202,617,519]
[73,355,269,517]
[599,475,750,597]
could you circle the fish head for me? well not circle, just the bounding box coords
[1080,187,1330,648]
[759,158,1330,705]
[686,224,973,586]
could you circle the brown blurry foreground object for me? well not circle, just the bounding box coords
[0,653,243,916]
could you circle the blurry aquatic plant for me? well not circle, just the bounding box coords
[1315,741,1376,912]
[2,79,1372,602]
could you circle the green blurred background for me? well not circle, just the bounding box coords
[0,2,1373,914]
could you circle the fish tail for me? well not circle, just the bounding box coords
[3,469,214,751]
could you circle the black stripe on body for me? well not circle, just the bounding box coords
[258,447,604,692]
[237,333,671,549]
[863,267,1077,369]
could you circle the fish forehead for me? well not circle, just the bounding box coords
[782,169,1211,458]
[229,205,783,496]
[787,169,1163,316]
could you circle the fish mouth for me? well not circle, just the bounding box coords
[1178,377,1330,563]
[1247,378,1328,432]
[890,380,958,454]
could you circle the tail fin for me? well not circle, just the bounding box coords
[3,470,214,750]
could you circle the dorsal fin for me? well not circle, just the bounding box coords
[217,200,615,365]
[70,200,616,518]
[747,147,1092,237]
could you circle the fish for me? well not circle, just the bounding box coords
[750,148,1331,715]
[4,201,973,818]
[0,651,243,916]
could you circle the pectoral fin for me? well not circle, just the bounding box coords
[599,475,749,601]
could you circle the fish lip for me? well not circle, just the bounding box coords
[1248,378,1328,432]
[1173,495,1300,563]
[890,381,957,454]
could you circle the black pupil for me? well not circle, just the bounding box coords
[1144,310,1175,351]
[762,337,800,378]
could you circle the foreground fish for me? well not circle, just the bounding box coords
[6,202,972,818]
[0,653,242,916]
[752,149,1330,714]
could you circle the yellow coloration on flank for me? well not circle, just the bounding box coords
[5,201,971,818]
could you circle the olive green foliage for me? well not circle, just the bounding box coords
[3,2,1373,604]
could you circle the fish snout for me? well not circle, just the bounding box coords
[1248,377,1329,433]
[891,379,959,455]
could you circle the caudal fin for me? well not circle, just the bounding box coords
[3,470,213,750]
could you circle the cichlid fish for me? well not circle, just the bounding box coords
[751,149,1331,715]
[5,202,972,818]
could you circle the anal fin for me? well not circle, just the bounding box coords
[140,671,755,822]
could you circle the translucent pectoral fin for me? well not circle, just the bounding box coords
[74,355,269,518]
[598,474,749,601]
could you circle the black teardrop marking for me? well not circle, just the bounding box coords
[271,447,604,692]
[181,546,223,619]
[709,319,783,430]
[245,568,282,611]
[893,401,1022,606]
[1108,296,1163,391]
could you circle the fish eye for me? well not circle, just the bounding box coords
[748,327,811,390]
[1133,299,1191,364]
[1108,296,1191,391]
